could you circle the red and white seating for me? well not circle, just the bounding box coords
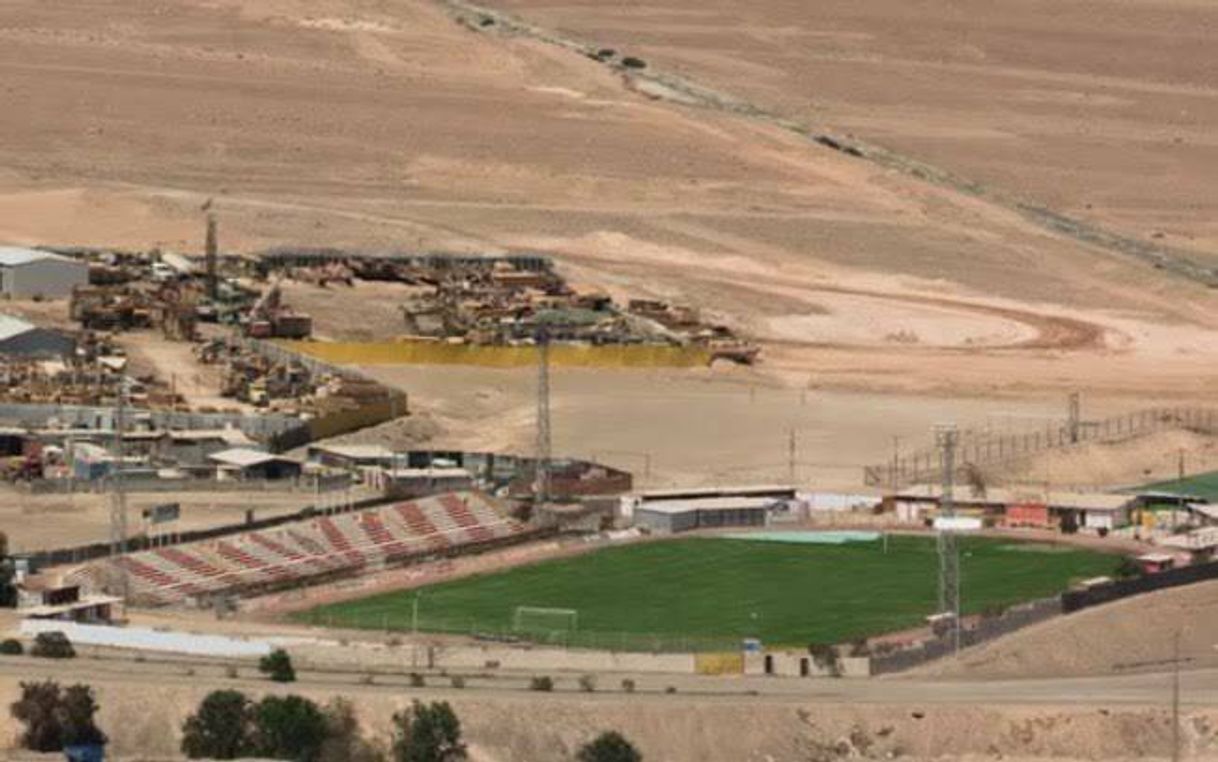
[105,492,527,604]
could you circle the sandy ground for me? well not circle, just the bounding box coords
[360,363,1198,490]
[984,428,1218,491]
[0,487,346,552]
[3,650,1218,760]
[0,0,1213,412]
[485,0,1218,260]
[914,579,1218,681]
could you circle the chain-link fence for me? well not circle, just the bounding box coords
[302,608,741,653]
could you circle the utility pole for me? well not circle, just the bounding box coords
[1068,391,1081,444]
[891,435,901,493]
[204,204,219,302]
[534,327,552,509]
[936,424,960,654]
[1172,629,1181,762]
[787,428,797,484]
[109,374,129,601]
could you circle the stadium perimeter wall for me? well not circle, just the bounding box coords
[872,561,1218,674]
[279,340,713,368]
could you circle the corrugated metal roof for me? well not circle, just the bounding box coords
[0,314,35,342]
[637,496,782,515]
[208,447,296,468]
[894,485,1133,511]
[0,246,75,267]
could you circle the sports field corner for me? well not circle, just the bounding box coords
[298,534,1124,651]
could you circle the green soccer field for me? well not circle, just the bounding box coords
[1139,470,1218,502]
[299,535,1123,649]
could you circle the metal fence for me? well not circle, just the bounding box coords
[865,406,1218,488]
[301,608,741,654]
[872,561,1218,674]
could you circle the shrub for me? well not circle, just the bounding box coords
[259,648,296,683]
[577,731,642,762]
[621,57,647,69]
[321,697,382,762]
[392,700,466,762]
[225,665,239,679]
[664,686,677,694]
[30,632,74,659]
[409,672,426,688]
[450,675,466,689]
[252,694,328,762]
[59,684,107,749]
[0,638,23,655]
[808,643,842,677]
[9,681,105,753]
[578,674,597,693]
[181,690,254,760]
[10,681,64,752]
[620,678,636,694]
[529,676,554,692]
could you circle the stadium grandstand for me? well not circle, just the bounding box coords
[67,492,528,605]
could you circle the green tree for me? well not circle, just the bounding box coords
[577,731,642,762]
[392,700,466,762]
[59,684,107,748]
[260,648,297,683]
[253,694,328,762]
[320,697,384,762]
[181,690,254,760]
[10,681,64,752]
[0,532,15,608]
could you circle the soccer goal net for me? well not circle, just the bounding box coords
[512,606,578,637]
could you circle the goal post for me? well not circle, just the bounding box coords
[512,606,578,636]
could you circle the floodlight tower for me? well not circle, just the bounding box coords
[109,373,130,600]
[534,326,552,507]
[935,424,960,653]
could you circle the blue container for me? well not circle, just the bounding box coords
[64,743,105,762]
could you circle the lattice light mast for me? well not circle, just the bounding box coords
[109,373,130,600]
[534,327,552,508]
[935,424,960,653]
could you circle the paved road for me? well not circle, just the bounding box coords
[2,651,1214,708]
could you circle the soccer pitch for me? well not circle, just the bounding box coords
[300,535,1123,648]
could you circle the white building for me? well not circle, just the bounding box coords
[0,246,89,298]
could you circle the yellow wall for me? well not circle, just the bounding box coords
[280,340,713,368]
[694,652,745,675]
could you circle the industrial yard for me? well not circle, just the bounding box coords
[0,0,1216,760]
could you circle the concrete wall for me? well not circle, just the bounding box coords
[2,257,88,298]
[418,643,697,674]
[745,651,871,678]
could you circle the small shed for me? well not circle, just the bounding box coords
[208,448,303,481]
[634,496,777,534]
[372,466,474,498]
[0,315,76,358]
[307,443,395,470]
[0,247,89,298]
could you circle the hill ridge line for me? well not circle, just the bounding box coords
[436,0,1218,288]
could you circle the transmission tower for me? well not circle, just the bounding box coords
[935,424,960,653]
[109,373,130,600]
[534,327,552,507]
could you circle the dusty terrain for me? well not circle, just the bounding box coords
[0,0,1214,412]
[485,0,1218,261]
[916,579,1218,681]
[0,487,349,552]
[4,651,1218,761]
